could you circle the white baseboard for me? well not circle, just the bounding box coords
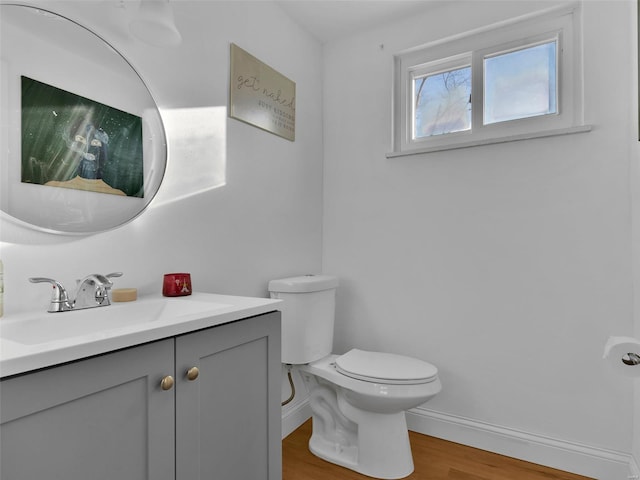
[281,400,632,479]
[630,455,640,480]
[407,407,631,480]
[282,399,312,439]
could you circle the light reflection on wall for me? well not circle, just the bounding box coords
[151,105,226,207]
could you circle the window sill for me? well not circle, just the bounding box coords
[386,125,592,158]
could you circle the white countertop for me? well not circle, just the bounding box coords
[0,292,281,378]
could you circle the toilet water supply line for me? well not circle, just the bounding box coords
[282,364,295,406]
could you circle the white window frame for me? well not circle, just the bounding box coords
[390,3,590,157]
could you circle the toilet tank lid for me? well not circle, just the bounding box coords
[268,275,339,293]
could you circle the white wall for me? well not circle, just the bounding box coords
[2,0,638,476]
[322,0,636,476]
[0,1,324,312]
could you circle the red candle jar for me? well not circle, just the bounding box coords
[163,273,192,297]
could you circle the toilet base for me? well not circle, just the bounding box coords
[308,408,414,479]
[303,375,415,479]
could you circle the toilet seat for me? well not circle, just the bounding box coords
[335,349,438,385]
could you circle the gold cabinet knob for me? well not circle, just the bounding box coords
[160,375,174,391]
[186,367,199,381]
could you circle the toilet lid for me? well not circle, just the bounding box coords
[335,349,438,385]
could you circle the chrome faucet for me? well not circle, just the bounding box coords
[29,272,123,313]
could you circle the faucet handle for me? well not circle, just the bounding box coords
[73,274,114,309]
[29,277,58,284]
[29,277,69,300]
[29,277,72,312]
[105,272,123,279]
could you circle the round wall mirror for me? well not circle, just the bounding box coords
[0,4,166,234]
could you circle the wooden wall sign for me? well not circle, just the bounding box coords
[229,43,296,141]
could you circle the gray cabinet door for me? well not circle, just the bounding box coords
[175,312,281,480]
[0,339,176,480]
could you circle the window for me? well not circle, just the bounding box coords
[413,61,471,138]
[483,41,557,125]
[390,4,589,156]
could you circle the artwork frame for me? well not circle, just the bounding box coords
[21,76,144,197]
[229,43,296,141]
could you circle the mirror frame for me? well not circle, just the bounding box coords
[0,3,167,235]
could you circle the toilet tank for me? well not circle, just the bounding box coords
[268,275,339,365]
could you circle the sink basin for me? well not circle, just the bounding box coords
[1,297,231,345]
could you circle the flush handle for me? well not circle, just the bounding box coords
[622,353,640,366]
[186,367,199,381]
[160,375,174,391]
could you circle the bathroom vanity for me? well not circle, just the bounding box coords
[0,293,282,480]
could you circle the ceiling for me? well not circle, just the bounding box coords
[274,1,437,43]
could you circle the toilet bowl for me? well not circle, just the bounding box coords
[268,275,442,479]
[300,351,441,479]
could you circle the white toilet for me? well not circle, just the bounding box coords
[269,275,441,480]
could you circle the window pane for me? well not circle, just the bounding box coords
[413,66,471,138]
[484,41,557,124]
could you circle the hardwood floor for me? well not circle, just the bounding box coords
[282,420,594,480]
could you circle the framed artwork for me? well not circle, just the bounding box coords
[229,43,296,141]
[21,76,144,197]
